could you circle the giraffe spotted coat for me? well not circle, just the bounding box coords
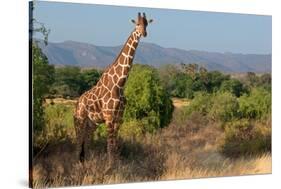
[74,12,153,163]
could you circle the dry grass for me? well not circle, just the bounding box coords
[32,100,271,188]
[172,97,190,108]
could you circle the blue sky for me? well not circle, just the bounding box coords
[33,1,272,54]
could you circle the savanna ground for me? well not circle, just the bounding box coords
[32,98,271,188]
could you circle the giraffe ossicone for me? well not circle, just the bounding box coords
[74,12,153,164]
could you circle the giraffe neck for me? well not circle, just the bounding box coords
[115,29,141,69]
[102,29,141,89]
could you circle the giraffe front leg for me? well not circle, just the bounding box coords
[106,121,119,166]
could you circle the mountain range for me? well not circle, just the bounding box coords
[38,40,271,73]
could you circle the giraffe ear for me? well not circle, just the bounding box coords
[131,19,136,24]
[148,19,153,23]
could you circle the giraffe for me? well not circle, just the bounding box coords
[74,12,153,164]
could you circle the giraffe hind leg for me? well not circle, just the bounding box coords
[83,118,97,161]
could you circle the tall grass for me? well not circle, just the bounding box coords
[32,99,271,188]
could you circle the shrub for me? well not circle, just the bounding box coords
[238,87,271,119]
[208,92,239,123]
[34,103,75,147]
[221,118,271,157]
[119,120,144,140]
[123,64,173,134]
[183,92,213,116]
[220,79,248,97]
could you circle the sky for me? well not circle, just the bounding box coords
[33,1,272,54]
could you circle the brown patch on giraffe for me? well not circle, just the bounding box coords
[107,80,115,90]
[109,67,115,75]
[103,76,109,86]
[122,45,130,55]
[95,87,101,97]
[118,54,125,63]
[111,86,120,97]
[122,66,129,76]
[113,74,119,83]
[117,77,126,87]
[115,65,123,76]
[103,92,111,103]
[96,81,102,87]
[107,99,115,109]
[87,99,93,106]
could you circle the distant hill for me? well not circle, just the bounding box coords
[38,40,271,73]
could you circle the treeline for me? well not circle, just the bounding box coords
[159,63,271,99]
[45,63,271,102]
[48,67,102,98]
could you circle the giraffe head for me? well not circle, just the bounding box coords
[131,12,153,37]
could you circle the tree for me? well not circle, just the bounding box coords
[181,63,199,80]
[205,71,230,93]
[51,66,82,97]
[80,68,102,93]
[30,1,55,142]
[220,79,248,97]
[259,73,271,91]
[50,67,102,98]
[123,64,173,133]
[246,72,259,87]
[32,43,55,133]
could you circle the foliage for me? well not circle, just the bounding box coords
[123,64,173,134]
[238,87,271,119]
[45,104,74,139]
[222,118,271,156]
[205,71,230,93]
[208,92,239,123]
[171,73,194,98]
[220,79,248,97]
[158,64,242,99]
[50,67,101,98]
[183,92,213,116]
[259,73,271,91]
[32,43,55,135]
[119,120,144,139]
[244,72,271,90]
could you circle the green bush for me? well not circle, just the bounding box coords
[119,120,144,140]
[123,64,173,134]
[238,87,271,119]
[220,79,248,97]
[35,103,75,146]
[221,118,271,156]
[208,92,239,123]
[183,92,213,116]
